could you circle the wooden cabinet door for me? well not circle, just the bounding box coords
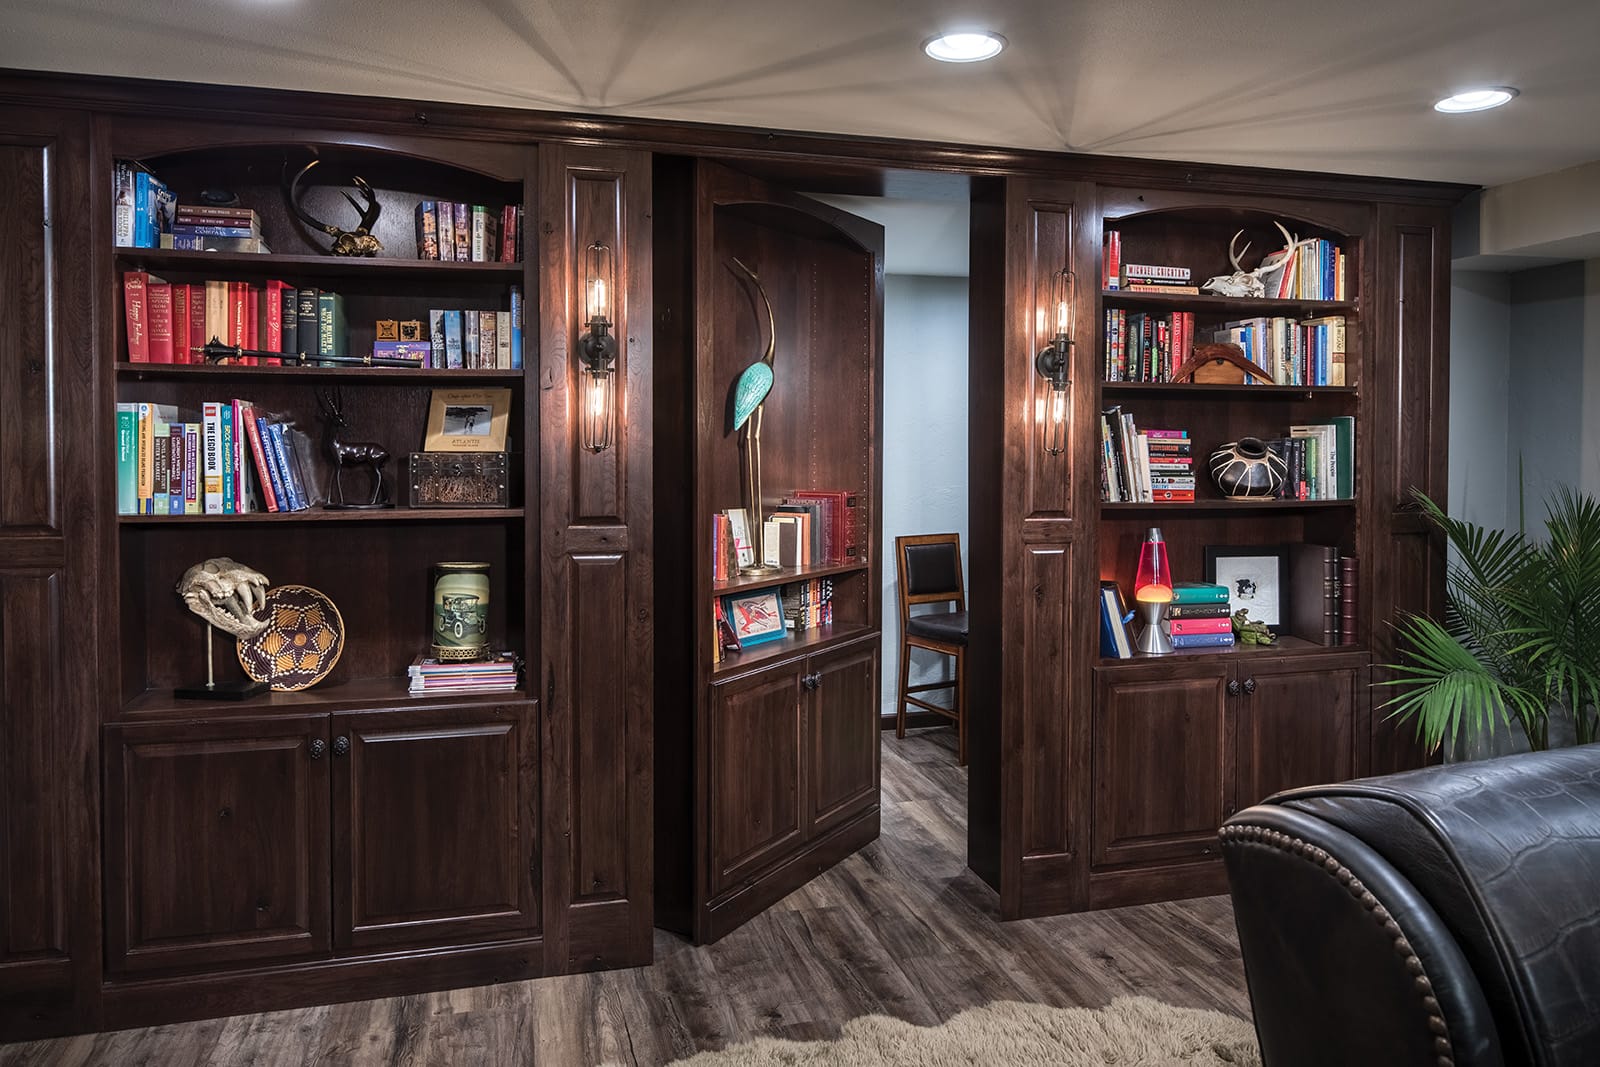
[1092,665,1231,868]
[805,638,880,838]
[1235,657,1361,810]
[706,663,804,897]
[331,703,537,952]
[104,717,331,974]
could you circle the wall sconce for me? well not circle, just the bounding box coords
[1034,267,1074,456]
[579,241,618,453]
[1133,527,1175,655]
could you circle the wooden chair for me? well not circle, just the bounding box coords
[893,533,970,764]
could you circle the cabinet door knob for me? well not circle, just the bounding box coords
[1242,677,1257,695]
[308,738,326,760]
[803,672,820,691]
[1227,679,1242,697]
[333,735,351,757]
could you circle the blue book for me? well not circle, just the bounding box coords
[219,403,236,514]
[256,418,291,512]
[171,224,257,238]
[134,171,151,247]
[509,285,524,370]
[443,309,464,369]
[1169,632,1237,649]
[265,422,305,511]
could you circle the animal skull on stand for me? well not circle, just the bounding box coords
[177,557,270,638]
[1200,222,1307,299]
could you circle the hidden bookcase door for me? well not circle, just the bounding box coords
[652,158,885,944]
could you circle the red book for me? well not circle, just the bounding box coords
[1151,489,1194,502]
[238,400,280,513]
[123,271,149,362]
[187,283,206,362]
[228,281,252,363]
[1169,617,1233,636]
[245,285,260,350]
[171,283,190,365]
[147,278,174,363]
[263,280,289,365]
[500,204,518,262]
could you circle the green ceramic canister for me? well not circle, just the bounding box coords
[432,562,490,661]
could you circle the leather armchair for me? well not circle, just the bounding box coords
[1220,745,1600,1067]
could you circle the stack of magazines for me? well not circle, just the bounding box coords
[407,651,520,695]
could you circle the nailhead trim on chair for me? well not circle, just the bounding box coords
[1219,823,1456,1067]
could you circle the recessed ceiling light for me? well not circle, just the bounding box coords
[923,31,1006,63]
[1434,87,1518,113]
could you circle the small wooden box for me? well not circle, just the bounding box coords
[407,452,514,508]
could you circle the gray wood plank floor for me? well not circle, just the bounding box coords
[2,727,1249,1066]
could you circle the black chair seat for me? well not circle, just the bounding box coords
[907,610,968,644]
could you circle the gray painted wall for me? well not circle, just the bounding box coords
[880,274,969,717]
[1507,262,1586,522]
[1448,272,1511,532]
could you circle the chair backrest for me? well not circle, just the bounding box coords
[894,533,964,628]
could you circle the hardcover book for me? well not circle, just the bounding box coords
[1287,542,1340,646]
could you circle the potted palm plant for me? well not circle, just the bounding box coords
[1385,486,1600,755]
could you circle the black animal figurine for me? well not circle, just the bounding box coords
[315,387,390,508]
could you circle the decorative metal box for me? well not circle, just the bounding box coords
[407,452,513,508]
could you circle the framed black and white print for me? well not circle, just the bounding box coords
[1204,545,1289,631]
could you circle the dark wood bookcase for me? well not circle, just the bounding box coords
[653,159,885,943]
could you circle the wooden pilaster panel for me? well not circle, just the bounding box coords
[0,109,96,1041]
[1368,204,1449,774]
[538,144,653,971]
[969,177,1097,918]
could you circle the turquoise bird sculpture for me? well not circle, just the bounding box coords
[730,256,776,432]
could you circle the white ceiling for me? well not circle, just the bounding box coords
[4,0,1598,187]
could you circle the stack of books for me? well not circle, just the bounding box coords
[163,203,269,254]
[407,652,520,695]
[1100,408,1192,502]
[1269,416,1354,500]
[414,202,523,263]
[1120,262,1196,294]
[1168,583,1235,649]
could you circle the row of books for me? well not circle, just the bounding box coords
[1210,315,1346,387]
[116,398,316,516]
[1099,309,1346,386]
[423,303,524,369]
[710,490,864,581]
[1100,408,1192,503]
[123,272,345,365]
[113,162,176,249]
[407,652,520,695]
[415,202,522,263]
[1102,310,1195,382]
[1101,230,1348,302]
[1270,417,1355,500]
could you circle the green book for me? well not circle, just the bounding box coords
[1171,582,1230,604]
[1312,416,1355,499]
[317,291,347,362]
[116,402,138,515]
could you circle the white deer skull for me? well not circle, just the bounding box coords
[1201,222,1305,299]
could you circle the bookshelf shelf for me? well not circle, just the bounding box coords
[709,623,874,680]
[119,507,524,525]
[1100,381,1357,399]
[120,675,528,718]
[112,247,524,282]
[1101,499,1355,513]
[115,361,524,383]
[1097,635,1367,669]
[1101,290,1357,316]
[712,560,869,595]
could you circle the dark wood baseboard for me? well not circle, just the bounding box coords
[102,937,546,1031]
[880,711,954,732]
[1087,860,1229,911]
[698,807,880,944]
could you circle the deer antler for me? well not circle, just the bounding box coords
[283,158,385,257]
[1228,230,1252,272]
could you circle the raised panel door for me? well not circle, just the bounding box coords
[707,663,803,897]
[332,703,538,952]
[805,638,879,837]
[1092,666,1231,868]
[104,717,331,974]
[1236,659,1360,809]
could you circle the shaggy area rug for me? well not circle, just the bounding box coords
[670,996,1260,1066]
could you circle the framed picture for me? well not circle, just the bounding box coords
[1204,545,1289,631]
[721,589,787,647]
[424,387,512,453]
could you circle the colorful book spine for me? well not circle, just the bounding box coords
[1170,582,1230,604]
[1170,632,1236,649]
[266,422,306,512]
[116,403,137,515]
[219,402,236,515]
[240,403,279,513]
[256,418,291,512]
[1168,617,1233,636]
[509,286,524,369]
[495,310,512,369]
[123,271,149,362]
[464,309,480,368]
[1104,230,1121,290]
[443,310,464,369]
[202,403,224,514]
[416,201,439,260]
[146,276,172,360]
[183,422,200,514]
[167,423,184,515]
[470,205,489,262]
